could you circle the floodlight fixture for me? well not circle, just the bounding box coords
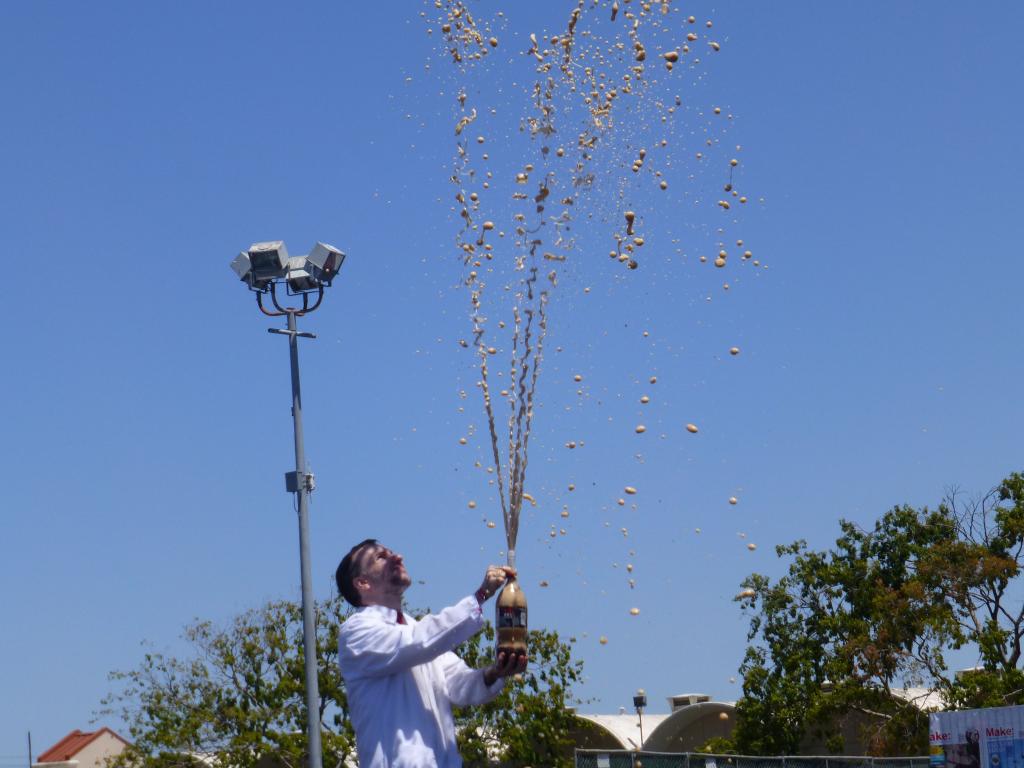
[230,251,254,286]
[248,240,289,279]
[286,256,319,294]
[230,239,346,316]
[306,241,346,284]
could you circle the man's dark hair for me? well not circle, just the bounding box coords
[336,538,378,607]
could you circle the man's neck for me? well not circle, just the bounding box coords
[364,594,402,612]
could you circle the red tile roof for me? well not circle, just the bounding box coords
[36,728,129,764]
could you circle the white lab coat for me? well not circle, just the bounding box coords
[339,595,504,768]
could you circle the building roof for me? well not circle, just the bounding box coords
[892,686,946,712]
[575,713,671,750]
[645,700,736,752]
[36,729,130,763]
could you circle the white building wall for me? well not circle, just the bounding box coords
[69,734,126,768]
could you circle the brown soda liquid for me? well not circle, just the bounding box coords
[495,577,528,659]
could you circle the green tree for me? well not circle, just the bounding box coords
[101,597,354,768]
[940,472,1024,708]
[451,623,587,768]
[731,472,1024,756]
[698,736,738,755]
[102,597,586,768]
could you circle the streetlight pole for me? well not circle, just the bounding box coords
[230,240,346,768]
[633,688,647,767]
[276,308,322,768]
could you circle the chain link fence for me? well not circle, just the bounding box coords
[575,751,930,768]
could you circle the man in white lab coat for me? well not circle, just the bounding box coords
[336,539,526,768]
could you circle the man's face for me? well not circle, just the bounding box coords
[354,543,411,603]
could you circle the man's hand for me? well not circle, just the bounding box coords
[482,651,528,686]
[475,565,516,604]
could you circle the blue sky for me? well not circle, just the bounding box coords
[2,1,1023,762]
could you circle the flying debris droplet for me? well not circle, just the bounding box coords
[468,500,477,509]
[629,607,640,616]
[729,347,740,356]
[599,636,609,645]
[729,496,738,505]
[747,543,757,551]
[441,0,765,572]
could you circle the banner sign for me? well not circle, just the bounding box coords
[930,705,1024,768]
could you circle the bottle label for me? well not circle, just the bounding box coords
[497,606,527,628]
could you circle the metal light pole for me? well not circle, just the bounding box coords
[276,306,322,768]
[230,241,346,768]
[634,688,648,764]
